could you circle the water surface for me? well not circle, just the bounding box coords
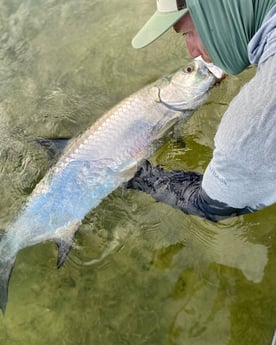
[0,1,275,344]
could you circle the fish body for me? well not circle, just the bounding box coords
[0,60,217,312]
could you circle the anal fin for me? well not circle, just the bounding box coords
[55,221,81,269]
[56,239,73,269]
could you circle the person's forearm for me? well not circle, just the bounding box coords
[126,160,253,222]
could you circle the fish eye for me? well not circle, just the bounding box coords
[183,65,194,73]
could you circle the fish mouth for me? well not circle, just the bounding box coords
[194,56,225,80]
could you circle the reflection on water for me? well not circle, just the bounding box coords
[0,0,275,344]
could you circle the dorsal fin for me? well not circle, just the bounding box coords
[34,139,70,162]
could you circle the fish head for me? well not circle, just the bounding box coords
[154,59,221,111]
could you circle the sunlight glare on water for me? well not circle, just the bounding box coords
[0,1,275,345]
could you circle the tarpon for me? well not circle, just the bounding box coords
[0,59,218,312]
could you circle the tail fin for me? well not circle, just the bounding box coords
[271,327,276,345]
[0,256,16,314]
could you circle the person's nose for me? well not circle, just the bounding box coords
[184,34,201,58]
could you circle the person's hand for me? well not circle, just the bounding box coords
[126,159,202,205]
[126,160,166,194]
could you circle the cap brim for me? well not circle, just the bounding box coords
[132,8,188,49]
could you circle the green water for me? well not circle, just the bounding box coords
[0,0,275,344]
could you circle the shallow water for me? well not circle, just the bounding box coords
[0,0,275,344]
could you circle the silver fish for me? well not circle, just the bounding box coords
[0,59,217,312]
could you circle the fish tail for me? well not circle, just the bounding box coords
[0,256,16,314]
[271,327,276,345]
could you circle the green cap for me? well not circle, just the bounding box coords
[132,0,188,49]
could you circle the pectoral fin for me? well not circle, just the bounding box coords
[0,256,16,314]
[55,221,81,268]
